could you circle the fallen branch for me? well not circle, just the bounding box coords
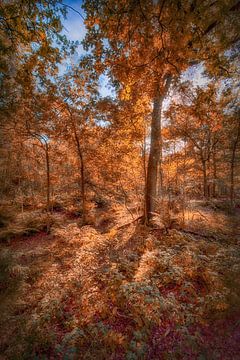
[117,215,144,229]
[196,210,209,221]
[179,229,217,241]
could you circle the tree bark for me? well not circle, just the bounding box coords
[230,119,240,207]
[145,75,172,224]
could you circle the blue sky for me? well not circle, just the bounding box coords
[61,1,85,48]
[60,0,114,97]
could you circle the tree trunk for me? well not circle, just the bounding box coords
[158,163,164,198]
[66,105,87,224]
[145,75,172,224]
[142,127,147,222]
[202,160,208,198]
[73,130,86,224]
[157,113,164,199]
[45,143,50,212]
[230,119,240,207]
[212,146,217,198]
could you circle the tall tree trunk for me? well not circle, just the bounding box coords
[44,142,52,233]
[145,75,172,224]
[66,105,86,224]
[142,126,147,222]
[73,130,86,224]
[45,143,50,212]
[174,141,179,193]
[31,133,51,213]
[181,139,187,225]
[212,145,217,198]
[230,119,240,207]
[202,160,208,198]
[157,118,163,198]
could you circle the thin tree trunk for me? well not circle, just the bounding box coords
[145,75,172,224]
[142,127,147,223]
[73,130,86,224]
[45,143,50,212]
[157,127,163,198]
[202,160,208,198]
[174,141,179,193]
[182,139,187,226]
[230,119,240,207]
[212,146,217,198]
[45,142,52,233]
[66,105,87,224]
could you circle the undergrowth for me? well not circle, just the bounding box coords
[0,208,239,359]
[0,211,56,243]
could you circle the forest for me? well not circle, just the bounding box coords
[0,0,240,359]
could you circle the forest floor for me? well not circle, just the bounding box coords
[0,201,240,359]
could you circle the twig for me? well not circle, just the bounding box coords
[117,215,144,229]
[60,2,85,20]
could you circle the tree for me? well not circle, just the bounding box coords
[166,85,223,198]
[0,0,74,113]
[83,0,240,223]
[55,66,98,223]
[220,57,240,206]
[0,0,76,208]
